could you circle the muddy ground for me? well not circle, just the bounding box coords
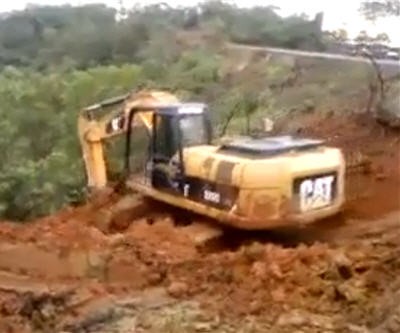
[0,111,399,333]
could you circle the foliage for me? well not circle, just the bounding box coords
[0,46,248,220]
[0,1,325,69]
[0,65,143,220]
[327,29,349,42]
[0,42,295,220]
[354,30,391,43]
[377,79,400,127]
[360,0,400,19]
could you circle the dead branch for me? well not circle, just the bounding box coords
[363,51,386,112]
[219,102,241,137]
[366,82,377,113]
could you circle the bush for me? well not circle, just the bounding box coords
[0,65,142,220]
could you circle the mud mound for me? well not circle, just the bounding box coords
[125,218,199,262]
[276,111,400,219]
[1,227,399,332]
[0,281,111,333]
[316,113,399,219]
[159,216,400,331]
[104,219,200,289]
[170,242,335,314]
[0,190,121,249]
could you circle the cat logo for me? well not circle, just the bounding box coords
[299,175,335,212]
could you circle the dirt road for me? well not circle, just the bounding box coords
[0,111,398,333]
[229,42,400,75]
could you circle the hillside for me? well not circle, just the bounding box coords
[0,2,324,69]
[0,2,399,333]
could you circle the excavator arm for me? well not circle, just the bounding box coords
[78,90,180,189]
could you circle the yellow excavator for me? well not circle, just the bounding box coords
[78,89,345,234]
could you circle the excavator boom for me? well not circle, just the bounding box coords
[78,90,180,189]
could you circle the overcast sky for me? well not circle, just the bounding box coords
[1,0,399,44]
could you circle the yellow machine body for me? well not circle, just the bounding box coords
[79,89,345,230]
[128,143,344,229]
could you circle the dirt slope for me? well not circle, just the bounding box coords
[0,111,399,333]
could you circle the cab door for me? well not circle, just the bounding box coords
[150,113,184,194]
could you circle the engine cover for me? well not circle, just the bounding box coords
[179,135,345,228]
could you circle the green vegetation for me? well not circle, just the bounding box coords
[0,65,141,219]
[0,1,324,69]
[360,0,400,19]
[0,46,241,220]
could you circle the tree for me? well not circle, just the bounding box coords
[328,28,349,42]
[355,30,374,43]
[360,0,400,19]
[374,32,391,43]
[0,2,328,69]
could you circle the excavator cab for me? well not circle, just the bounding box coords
[125,103,212,198]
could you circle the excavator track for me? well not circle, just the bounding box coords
[91,190,225,251]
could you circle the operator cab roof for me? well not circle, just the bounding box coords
[219,135,324,157]
[154,103,207,116]
[83,99,207,115]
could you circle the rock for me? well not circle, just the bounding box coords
[336,282,366,303]
[194,322,214,332]
[87,250,107,268]
[93,209,113,234]
[271,287,286,302]
[108,233,126,247]
[251,261,267,278]
[249,300,263,314]
[332,251,353,279]
[332,251,352,267]
[62,306,117,332]
[376,172,387,181]
[276,310,337,331]
[269,262,284,279]
[346,324,371,333]
[167,281,189,298]
[40,302,56,320]
[309,314,334,330]
[243,242,265,262]
[276,310,309,327]
[147,271,163,285]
